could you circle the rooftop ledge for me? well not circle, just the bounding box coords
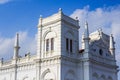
[38,10,80,29]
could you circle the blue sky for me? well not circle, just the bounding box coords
[0,0,120,37]
[0,0,120,79]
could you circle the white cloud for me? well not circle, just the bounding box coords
[0,31,37,60]
[0,0,12,4]
[71,5,120,79]
[70,5,120,55]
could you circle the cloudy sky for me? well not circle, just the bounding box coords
[0,0,120,79]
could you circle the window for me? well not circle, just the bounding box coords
[66,38,69,51]
[46,38,54,52]
[70,39,72,52]
[46,39,49,51]
[99,49,103,56]
[51,38,54,50]
[66,38,73,53]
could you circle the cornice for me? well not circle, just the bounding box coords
[89,58,118,69]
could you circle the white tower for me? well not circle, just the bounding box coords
[36,9,80,80]
[13,33,20,80]
[13,33,20,60]
[81,21,91,80]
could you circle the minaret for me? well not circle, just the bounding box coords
[109,34,115,59]
[83,21,90,53]
[82,21,91,80]
[12,33,20,80]
[13,33,20,60]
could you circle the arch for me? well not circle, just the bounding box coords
[92,72,99,80]
[43,30,57,40]
[23,76,28,80]
[64,30,74,39]
[43,30,57,54]
[99,74,106,80]
[108,76,113,80]
[64,70,76,80]
[41,68,55,80]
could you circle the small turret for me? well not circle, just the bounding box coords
[83,21,90,53]
[13,33,20,60]
[109,34,115,59]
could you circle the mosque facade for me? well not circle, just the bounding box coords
[0,9,118,80]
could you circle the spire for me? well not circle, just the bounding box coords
[109,34,115,58]
[13,33,20,59]
[83,21,90,53]
[84,21,89,38]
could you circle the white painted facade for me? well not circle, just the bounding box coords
[0,9,118,80]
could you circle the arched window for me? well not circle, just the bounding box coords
[99,75,106,80]
[92,73,99,80]
[44,31,56,52]
[99,49,103,56]
[64,70,76,80]
[65,31,74,53]
[108,76,113,80]
[23,76,29,80]
[42,69,55,80]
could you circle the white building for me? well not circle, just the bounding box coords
[0,9,118,80]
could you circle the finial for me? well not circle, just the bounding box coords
[59,8,62,11]
[99,28,102,32]
[40,15,42,19]
[58,8,62,13]
[39,15,43,27]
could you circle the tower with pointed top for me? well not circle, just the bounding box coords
[81,21,91,80]
[12,33,20,80]
[83,21,90,53]
[13,33,20,60]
